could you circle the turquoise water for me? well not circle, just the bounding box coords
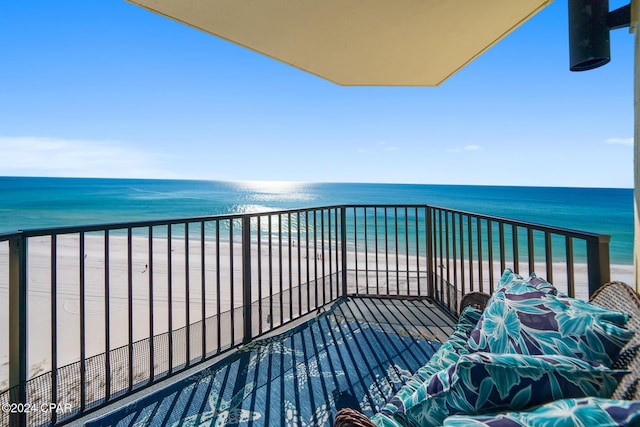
[0,177,632,264]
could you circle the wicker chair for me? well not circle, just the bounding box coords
[590,282,640,400]
[333,282,640,426]
[458,291,491,313]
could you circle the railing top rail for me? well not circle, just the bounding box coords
[0,203,609,242]
[426,205,608,241]
[0,231,22,242]
[343,204,428,208]
[343,204,608,241]
[0,205,347,240]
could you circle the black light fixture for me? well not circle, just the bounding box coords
[569,0,631,71]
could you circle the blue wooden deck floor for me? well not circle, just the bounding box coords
[84,297,456,427]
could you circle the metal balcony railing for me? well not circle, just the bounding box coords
[0,205,610,426]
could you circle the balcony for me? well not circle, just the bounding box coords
[0,205,611,426]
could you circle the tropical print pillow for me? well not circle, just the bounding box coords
[468,271,633,367]
[370,306,482,427]
[441,397,640,427]
[493,268,563,298]
[398,352,628,427]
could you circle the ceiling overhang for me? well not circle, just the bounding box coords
[126,0,553,86]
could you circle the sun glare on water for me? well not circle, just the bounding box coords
[233,180,316,203]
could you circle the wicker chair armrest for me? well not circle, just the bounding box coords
[460,291,491,313]
[589,281,640,400]
[334,408,378,427]
[589,281,640,311]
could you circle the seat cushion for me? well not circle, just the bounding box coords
[398,352,628,427]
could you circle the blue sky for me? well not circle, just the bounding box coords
[0,0,634,187]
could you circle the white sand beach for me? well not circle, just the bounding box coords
[0,234,634,396]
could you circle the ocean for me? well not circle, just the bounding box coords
[0,176,633,264]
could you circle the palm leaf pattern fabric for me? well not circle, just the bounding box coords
[368,270,638,427]
[442,397,640,427]
[468,269,633,367]
[397,352,627,427]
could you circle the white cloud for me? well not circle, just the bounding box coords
[605,137,633,146]
[0,136,177,178]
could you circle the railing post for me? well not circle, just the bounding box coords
[340,207,348,297]
[586,234,611,298]
[425,206,434,298]
[242,217,253,344]
[8,234,27,427]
